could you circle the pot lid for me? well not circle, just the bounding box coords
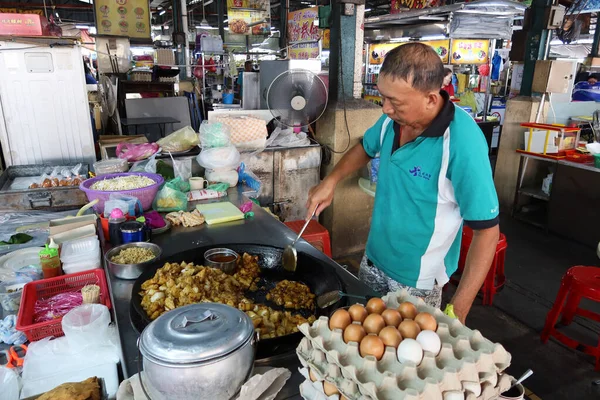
[139,303,254,365]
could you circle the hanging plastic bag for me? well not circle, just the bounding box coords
[238,163,261,194]
[196,145,240,170]
[116,142,159,162]
[157,126,199,153]
[199,120,231,148]
[153,180,188,212]
[173,158,192,182]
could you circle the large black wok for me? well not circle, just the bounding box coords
[130,244,344,359]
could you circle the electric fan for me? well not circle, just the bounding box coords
[266,69,328,128]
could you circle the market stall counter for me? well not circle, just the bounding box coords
[106,185,377,399]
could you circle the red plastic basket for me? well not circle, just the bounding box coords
[16,269,111,342]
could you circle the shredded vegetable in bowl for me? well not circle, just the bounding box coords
[90,175,156,191]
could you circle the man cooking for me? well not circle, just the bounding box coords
[306,43,499,323]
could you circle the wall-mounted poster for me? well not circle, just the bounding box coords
[288,7,320,59]
[322,29,330,50]
[369,40,450,65]
[451,39,490,64]
[226,0,270,35]
[94,0,150,39]
[392,0,445,10]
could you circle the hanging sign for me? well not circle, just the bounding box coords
[0,14,42,36]
[226,0,271,36]
[369,39,450,65]
[451,39,489,64]
[94,0,150,39]
[392,0,445,10]
[287,7,320,60]
[322,29,330,50]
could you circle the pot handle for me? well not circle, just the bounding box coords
[173,310,217,330]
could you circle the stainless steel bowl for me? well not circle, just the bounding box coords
[204,248,239,274]
[105,242,162,280]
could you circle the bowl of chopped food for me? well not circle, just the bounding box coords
[80,172,164,213]
[105,242,162,280]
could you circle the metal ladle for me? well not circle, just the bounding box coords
[282,206,317,272]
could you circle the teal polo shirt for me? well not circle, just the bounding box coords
[362,92,499,290]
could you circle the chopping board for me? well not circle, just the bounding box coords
[196,202,244,225]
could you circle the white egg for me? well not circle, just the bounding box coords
[416,330,442,355]
[396,338,423,365]
[443,390,465,400]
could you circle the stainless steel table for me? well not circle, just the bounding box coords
[104,186,376,399]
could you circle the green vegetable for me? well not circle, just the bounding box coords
[0,233,33,246]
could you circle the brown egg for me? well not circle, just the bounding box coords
[343,322,367,344]
[348,304,368,323]
[366,297,387,314]
[309,369,319,382]
[363,313,386,334]
[323,381,339,396]
[329,309,352,331]
[381,309,402,327]
[379,326,403,348]
[398,319,421,339]
[397,301,418,320]
[359,334,385,360]
[414,312,438,331]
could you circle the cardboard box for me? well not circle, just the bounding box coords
[532,60,575,94]
[0,14,42,36]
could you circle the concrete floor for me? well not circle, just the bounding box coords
[335,213,600,400]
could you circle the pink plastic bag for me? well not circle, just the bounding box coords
[116,143,159,162]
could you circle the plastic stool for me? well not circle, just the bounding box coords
[284,219,332,258]
[450,226,507,306]
[541,266,600,370]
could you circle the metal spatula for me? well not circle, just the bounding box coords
[282,206,317,272]
[316,290,375,309]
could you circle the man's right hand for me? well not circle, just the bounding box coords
[305,177,336,220]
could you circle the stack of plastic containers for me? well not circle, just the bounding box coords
[60,236,101,274]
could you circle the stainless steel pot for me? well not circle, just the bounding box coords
[105,242,162,280]
[139,303,256,400]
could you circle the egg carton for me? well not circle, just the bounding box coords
[298,344,374,400]
[296,289,512,400]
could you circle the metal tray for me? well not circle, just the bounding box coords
[0,164,90,211]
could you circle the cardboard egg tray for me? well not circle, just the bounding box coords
[296,289,513,400]
[298,365,372,400]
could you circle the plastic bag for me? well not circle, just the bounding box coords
[117,142,159,162]
[173,158,192,182]
[199,120,231,148]
[205,168,239,187]
[238,162,261,193]
[0,367,20,400]
[266,127,310,148]
[166,177,190,193]
[153,181,188,212]
[157,126,199,153]
[197,145,240,170]
[62,304,110,350]
[130,153,158,174]
[104,193,143,218]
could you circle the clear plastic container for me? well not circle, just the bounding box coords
[0,276,33,312]
[93,158,128,176]
[60,236,100,273]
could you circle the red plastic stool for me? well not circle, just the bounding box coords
[541,266,600,370]
[450,226,507,305]
[284,219,332,258]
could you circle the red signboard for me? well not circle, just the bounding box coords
[0,14,42,36]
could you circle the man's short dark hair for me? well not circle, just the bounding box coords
[380,43,445,93]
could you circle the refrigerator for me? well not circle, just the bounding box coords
[0,39,95,167]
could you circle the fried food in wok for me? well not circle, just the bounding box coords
[139,253,315,338]
[267,280,315,310]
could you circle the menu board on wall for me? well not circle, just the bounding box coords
[226,0,270,36]
[451,39,489,64]
[287,7,320,60]
[94,0,150,39]
[369,40,450,65]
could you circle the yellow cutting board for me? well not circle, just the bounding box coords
[196,202,245,225]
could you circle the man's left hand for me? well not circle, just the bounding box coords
[450,225,499,324]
